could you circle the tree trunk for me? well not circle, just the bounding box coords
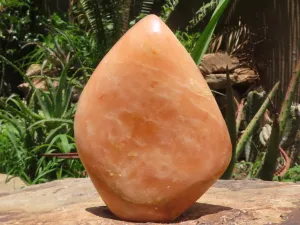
[121,0,133,34]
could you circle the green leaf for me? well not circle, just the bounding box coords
[35,149,57,177]
[236,82,280,158]
[27,118,73,130]
[256,119,280,180]
[31,144,49,153]
[221,69,237,179]
[187,0,222,30]
[190,0,231,65]
[45,124,66,143]
[279,62,300,137]
[0,55,35,89]
[0,113,23,135]
[161,0,179,22]
[0,55,53,118]
[39,89,54,118]
[46,134,69,153]
[56,166,63,179]
[7,95,44,120]
[20,171,32,185]
[32,168,57,184]
[80,0,107,51]
[0,98,27,119]
[55,54,78,117]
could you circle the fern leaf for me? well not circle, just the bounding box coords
[161,0,179,22]
[140,0,154,15]
[187,0,222,30]
[80,0,107,52]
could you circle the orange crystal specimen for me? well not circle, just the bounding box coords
[74,14,232,222]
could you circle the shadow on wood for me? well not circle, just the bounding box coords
[85,202,232,223]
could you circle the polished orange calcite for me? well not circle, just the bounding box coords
[74,14,232,222]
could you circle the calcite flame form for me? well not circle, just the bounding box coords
[74,15,232,222]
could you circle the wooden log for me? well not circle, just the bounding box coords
[199,53,240,75]
[204,68,259,90]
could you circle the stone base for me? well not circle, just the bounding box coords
[0,178,299,224]
[0,174,26,193]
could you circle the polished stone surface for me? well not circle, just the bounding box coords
[74,14,231,222]
[0,174,26,193]
[1,178,300,225]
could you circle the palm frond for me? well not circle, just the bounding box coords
[187,0,222,31]
[160,0,179,22]
[80,0,126,51]
[191,0,232,65]
[224,0,241,23]
[101,0,123,44]
[140,0,154,15]
[80,0,107,53]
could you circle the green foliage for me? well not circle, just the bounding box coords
[233,152,265,179]
[236,83,280,159]
[80,0,108,53]
[247,152,265,178]
[169,0,234,58]
[191,0,232,65]
[221,82,279,179]
[160,0,179,21]
[23,13,98,76]
[279,65,300,139]
[256,118,280,180]
[274,163,300,182]
[0,56,86,184]
[0,0,56,97]
[79,0,128,54]
[77,0,230,64]
[226,70,300,181]
[3,0,299,185]
[244,91,266,126]
[281,104,300,149]
[187,0,222,30]
[0,0,33,52]
[221,70,237,179]
[244,91,266,161]
[225,62,300,181]
[175,31,201,53]
[257,63,300,180]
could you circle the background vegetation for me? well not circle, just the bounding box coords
[0,0,299,185]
